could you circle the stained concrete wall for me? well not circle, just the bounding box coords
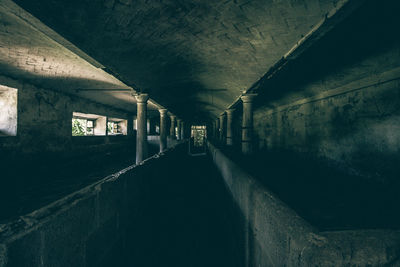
[0,144,186,267]
[208,142,400,266]
[253,45,400,182]
[0,75,134,158]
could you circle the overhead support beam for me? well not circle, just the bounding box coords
[159,109,168,152]
[135,93,149,164]
[75,88,133,92]
[241,94,257,155]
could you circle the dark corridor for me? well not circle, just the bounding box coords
[111,154,244,267]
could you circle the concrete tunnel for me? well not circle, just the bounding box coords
[0,0,400,266]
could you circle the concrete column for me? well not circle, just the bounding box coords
[215,118,220,141]
[170,115,176,139]
[177,119,182,140]
[180,121,185,139]
[226,109,235,146]
[219,113,226,143]
[241,94,257,155]
[135,93,149,164]
[159,109,168,152]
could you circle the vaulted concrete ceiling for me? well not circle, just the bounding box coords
[0,0,163,115]
[11,0,341,122]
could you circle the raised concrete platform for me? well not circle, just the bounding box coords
[1,140,241,267]
[0,144,187,267]
[208,141,400,266]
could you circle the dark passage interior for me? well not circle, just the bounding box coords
[123,155,243,267]
[1,0,400,266]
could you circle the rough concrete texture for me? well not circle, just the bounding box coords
[208,142,400,266]
[13,0,340,119]
[249,0,400,181]
[253,49,400,182]
[0,74,132,156]
[0,142,244,267]
[0,0,161,115]
[0,145,180,267]
[0,85,17,136]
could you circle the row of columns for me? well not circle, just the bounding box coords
[159,109,168,152]
[135,92,256,163]
[135,94,186,164]
[215,93,257,155]
[167,116,185,141]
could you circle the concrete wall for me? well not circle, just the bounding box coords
[147,135,160,148]
[0,75,135,158]
[208,142,400,266]
[253,46,400,182]
[0,144,186,267]
[147,135,184,153]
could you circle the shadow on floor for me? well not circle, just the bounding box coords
[124,155,245,267]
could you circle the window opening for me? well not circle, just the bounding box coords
[0,85,18,137]
[189,125,207,156]
[107,121,119,135]
[107,118,127,135]
[72,112,107,136]
[72,118,94,136]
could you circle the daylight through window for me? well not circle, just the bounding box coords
[107,118,127,135]
[0,85,18,137]
[72,112,107,136]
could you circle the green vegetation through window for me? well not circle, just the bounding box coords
[191,125,206,147]
[72,118,94,136]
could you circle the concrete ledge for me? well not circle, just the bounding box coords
[0,142,186,267]
[207,142,400,266]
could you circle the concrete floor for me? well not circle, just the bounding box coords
[123,155,243,267]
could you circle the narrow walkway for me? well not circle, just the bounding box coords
[125,155,243,267]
